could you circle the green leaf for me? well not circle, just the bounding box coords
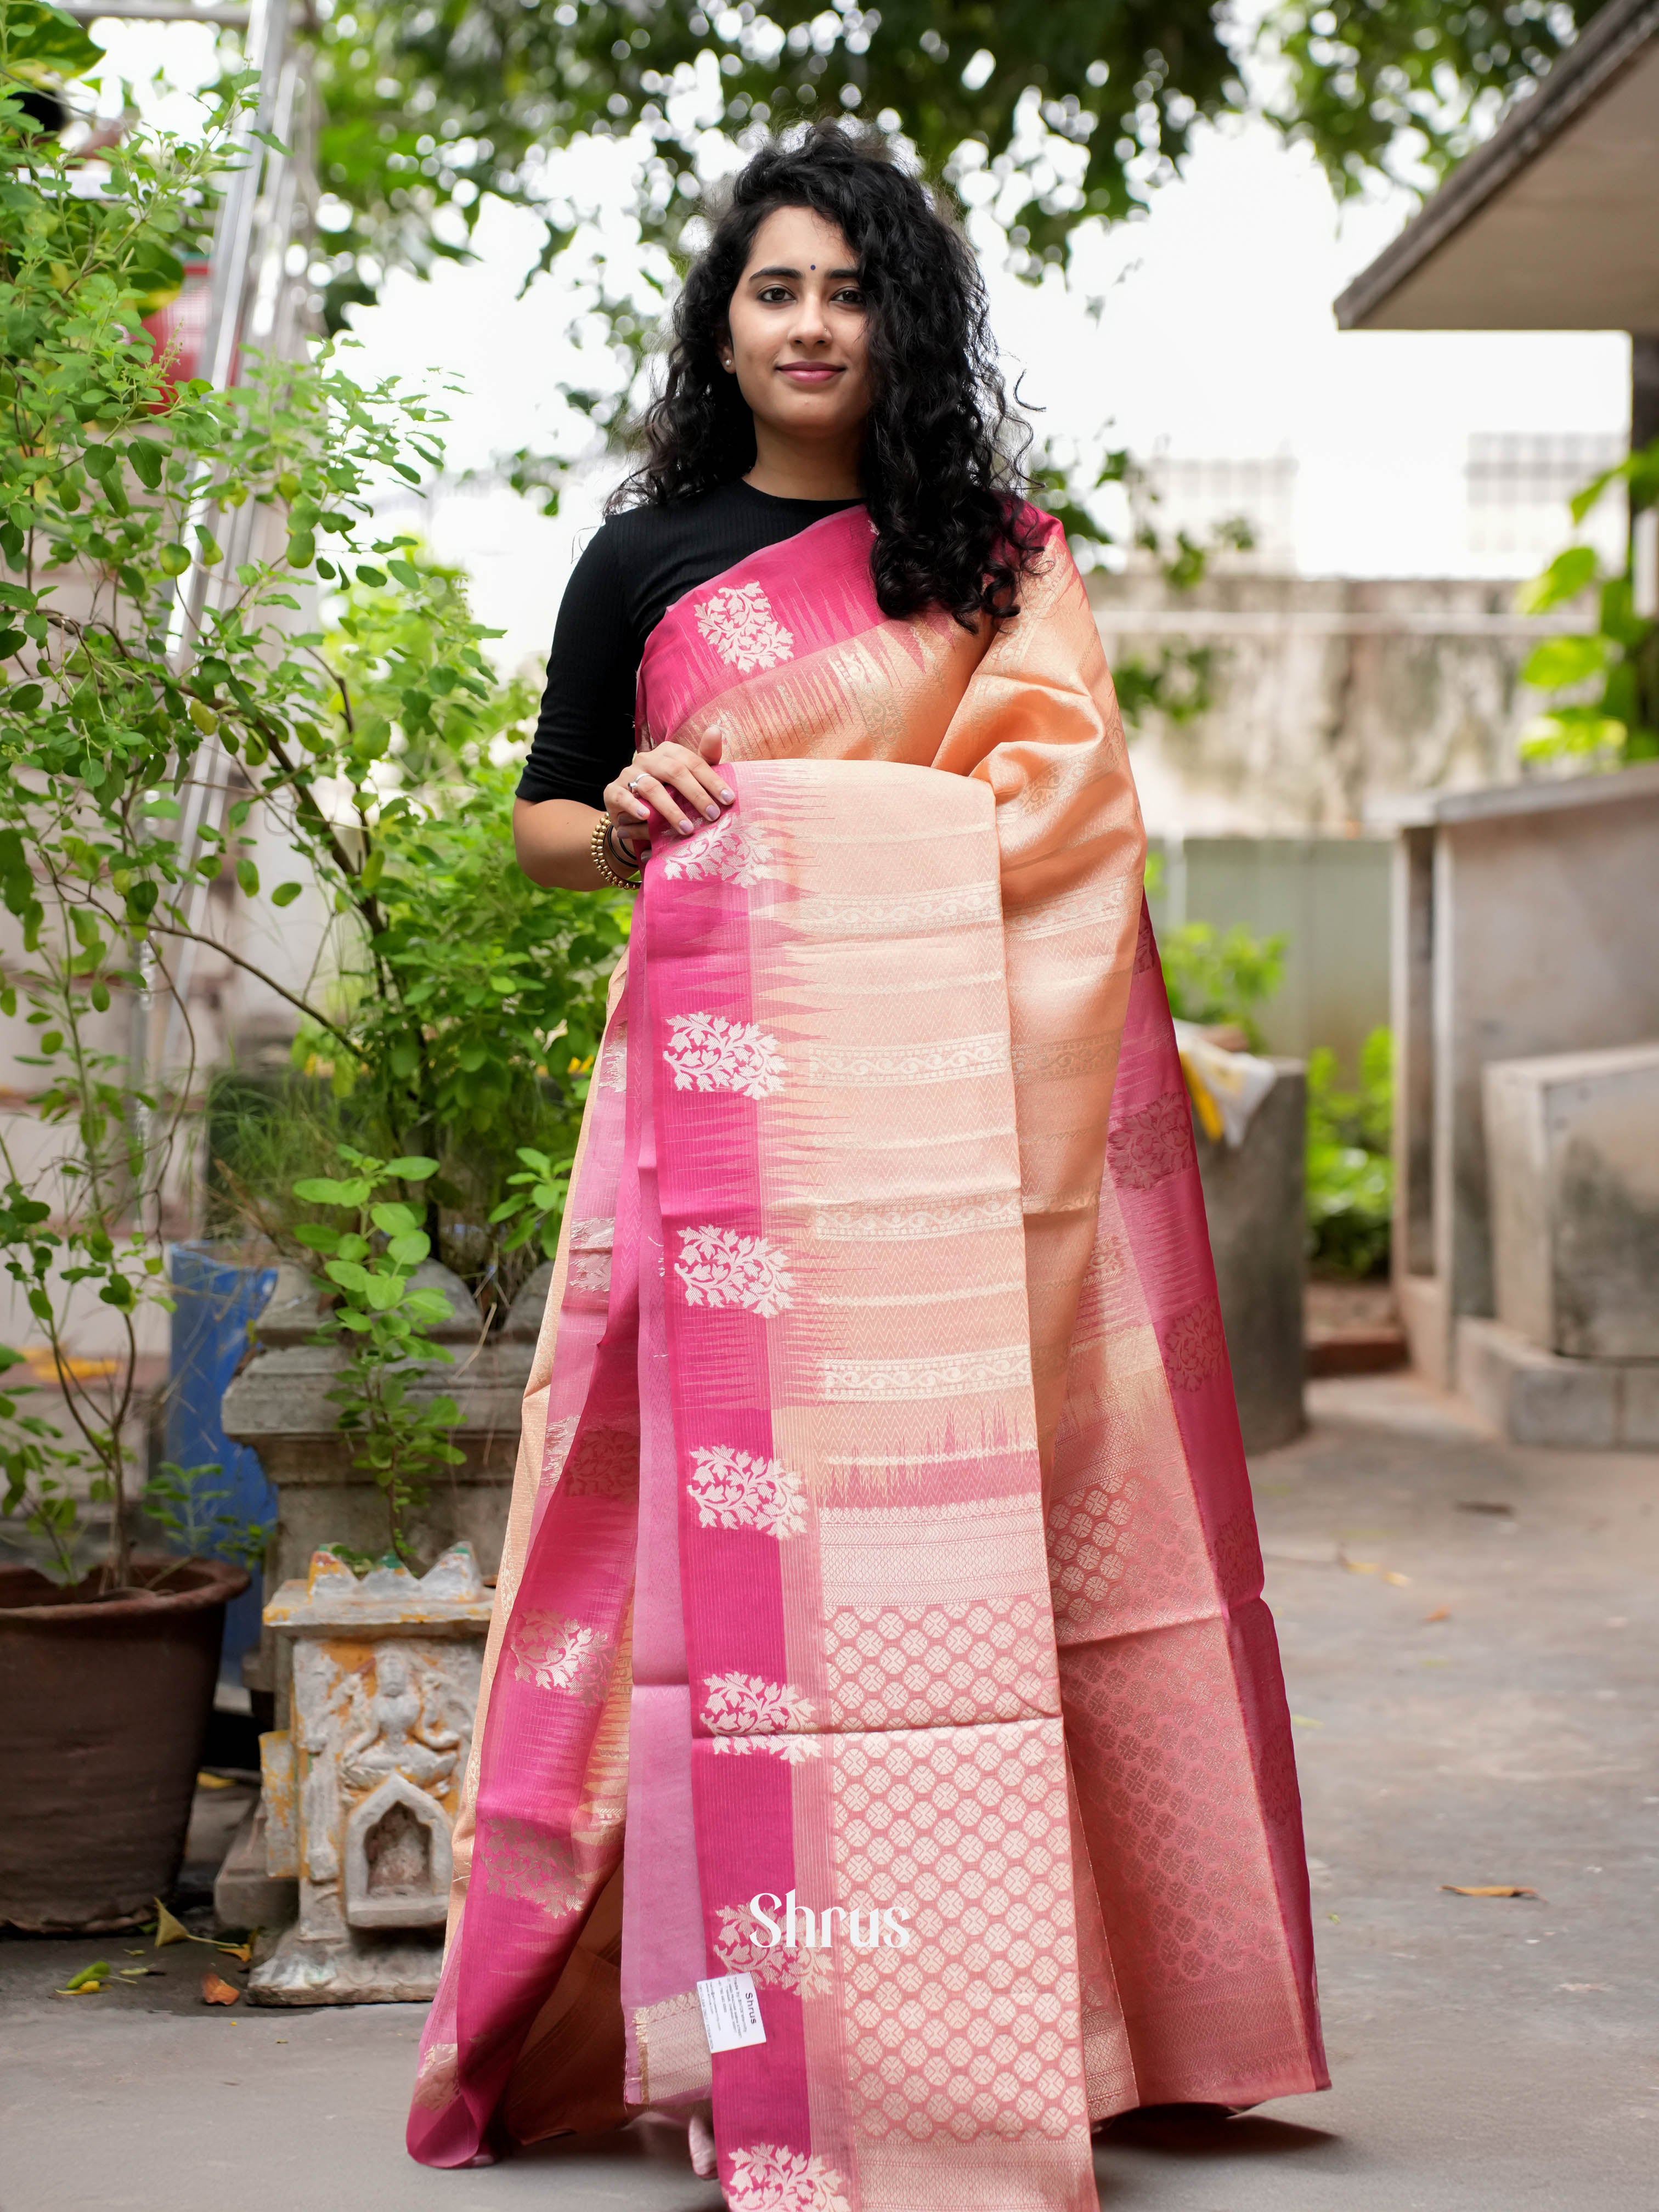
[387,560,421,589]
[158,544,191,578]
[324,1258,371,1294]
[370,1203,421,1235]
[126,439,165,492]
[385,1156,439,1181]
[235,859,260,897]
[292,1222,341,1252]
[293,1175,373,1207]
[271,882,303,907]
[385,1232,430,1266]
[1520,635,1610,691]
[1516,544,1600,616]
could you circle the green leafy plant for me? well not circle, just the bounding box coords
[0,1340,91,1585]
[291,1148,465,1560]
[488,1146,577,1265]
[141,1459,272,1573]
[1515,438,1659,768]
[1161,923,1288,1048]
[1305,1027,1393,1279]
[0,78,556,1584]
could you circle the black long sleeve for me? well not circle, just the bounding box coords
[515,479,860,810]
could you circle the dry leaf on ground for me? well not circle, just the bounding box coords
[1423,1607,1451,1623]
[201,1971,240,2005]
[1440,1883,1537,1898]
[153,1899,191,1948]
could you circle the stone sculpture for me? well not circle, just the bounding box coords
[247,1543,492,2004]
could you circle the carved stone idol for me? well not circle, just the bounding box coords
[247,1544,492,2005]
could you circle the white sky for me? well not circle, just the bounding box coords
[343,115,1629,674]
[86,19,1633,676]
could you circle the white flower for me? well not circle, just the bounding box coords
[662,1012,786,1100]
[686,1443,808,1537]
[726,2145,851,2212]
[662,811,777,887]
[701,1672,815,1737]
[675,1226,795,1317]
[695,581,795,673]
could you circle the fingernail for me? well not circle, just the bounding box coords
[677,820,694,836]
[704,804,720,821]
[719,788,735,804]
[632,804,650,820]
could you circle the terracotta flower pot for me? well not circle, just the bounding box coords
[0,1555,251,1931]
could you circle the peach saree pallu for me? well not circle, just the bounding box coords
[407,506,1327,2204]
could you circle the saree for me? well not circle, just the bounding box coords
[407,505,1327,2205]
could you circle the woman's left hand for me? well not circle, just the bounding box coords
[605,735,735,850]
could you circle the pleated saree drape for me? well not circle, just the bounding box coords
[408,506,1327,2207]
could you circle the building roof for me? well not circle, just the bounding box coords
[1335,0,1659,332]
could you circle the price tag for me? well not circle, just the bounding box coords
[696,1971,766,2053]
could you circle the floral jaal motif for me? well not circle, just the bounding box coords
[1107,1088,1195,1191]
[540,1413,580,1493]
[695,580,795,673]
[663,1012,786,1100]
[662,810,777,887]
[561,1424,639,1498]
[1163,1296,1227,1390]
[725,2145,851,2212]
[686,1442,808,1537]
[508,1609,611,1700]
[715,1903,833,1995]
[701,1672,814,1737]
[476,1814,585,1917]
[596,1024,628,1093]
[675,1225,795,1317]
[410,2040,459,2114]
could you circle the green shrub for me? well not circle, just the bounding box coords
[1306,1028,1393,1278]
[1161,922,1287,1048]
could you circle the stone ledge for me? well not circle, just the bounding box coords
[1456,1317,1659,1449]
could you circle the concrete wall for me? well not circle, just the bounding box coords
[1093,571,1570,837]
[1151,834,1391,1075]
[1391,764,1659,1384]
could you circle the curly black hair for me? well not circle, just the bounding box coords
[608,123,1045,629]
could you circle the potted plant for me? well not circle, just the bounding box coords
[0,27,627,1923]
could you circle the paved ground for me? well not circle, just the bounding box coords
[3,1372,1656,2212]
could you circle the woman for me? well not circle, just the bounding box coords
[408,125,1327,2205]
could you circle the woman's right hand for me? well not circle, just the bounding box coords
[604,736,736,850]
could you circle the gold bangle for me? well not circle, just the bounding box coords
[590,817,642,890]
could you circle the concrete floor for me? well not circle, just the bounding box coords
[3,1372,1656,2212]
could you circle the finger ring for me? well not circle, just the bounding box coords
[628,774,646,793]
